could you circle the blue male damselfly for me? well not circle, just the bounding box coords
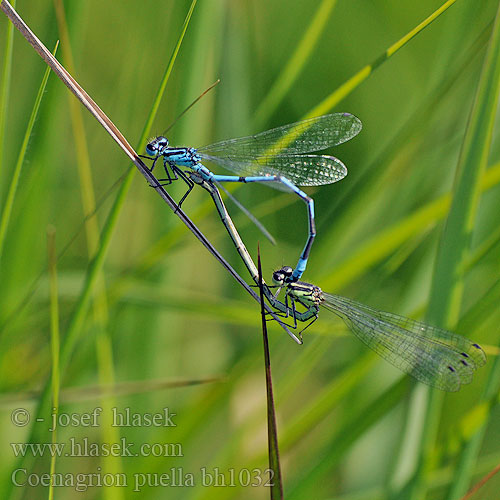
[143,113,362,281]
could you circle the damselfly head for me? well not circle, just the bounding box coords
[272,271,284,286]
[272,266,293,285]
[146,136,169,156]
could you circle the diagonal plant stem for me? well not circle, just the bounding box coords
[304,0,459,119]
[258,248,283,499]
[460,461,500,500]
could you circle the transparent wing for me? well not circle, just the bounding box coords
[321,294,486,391]
[199,153,348,187]
[198,113,362,158]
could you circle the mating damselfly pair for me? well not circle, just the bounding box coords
[143,113,486,392]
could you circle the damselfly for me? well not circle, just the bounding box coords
[271,266,486,392]
[143,113,362,281]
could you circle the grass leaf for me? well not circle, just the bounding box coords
[0,40,56,260]
[395,2,500,498]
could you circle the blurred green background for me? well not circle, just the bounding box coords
[1,0,500,498]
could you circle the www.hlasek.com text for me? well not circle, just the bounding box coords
[11,438,183,458]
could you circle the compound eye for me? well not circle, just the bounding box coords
[282,266,293,277]
[158,137,169,148]
[145,143,155,154]
[272,271,285,285]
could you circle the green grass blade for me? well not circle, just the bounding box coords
[0,0,15,181]
[0,375,221,406]
[464,222,500,273]
[0,41,56,261]
[253,0,337,127]
[304,0,459,118]
[46,226,60,500]
[395,2,500,498]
